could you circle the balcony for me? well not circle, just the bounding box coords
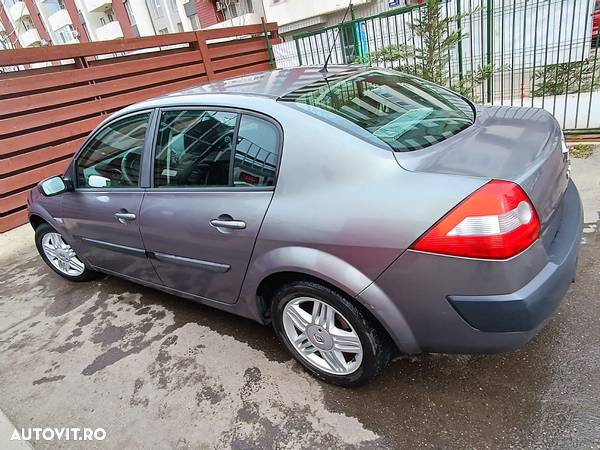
[19,27,42,47]
[8,1,30,22]
[48,9,72,31]
[95,21,123,41]
[84,0,113,14]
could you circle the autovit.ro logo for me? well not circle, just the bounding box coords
[11,427,106,442]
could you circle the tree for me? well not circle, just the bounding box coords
[366,0,500,101]
[532,59,597,97]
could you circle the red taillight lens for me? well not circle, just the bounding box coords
[410,180,541,259]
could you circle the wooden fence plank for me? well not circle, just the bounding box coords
[0,159,70,194]
[0,63,206,117]
[0,51,203,96]
[0,191,29,214]
[0,32,198,66]
[213,62,273,81]
[0,70,208,134]
[0,210,29,233]
[209,37,268,59]
[1,116,103,157]
[0,139,84,176]
[213,50,270,72]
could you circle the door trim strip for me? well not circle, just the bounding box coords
[77,236,147,256]
[149,251,231,273]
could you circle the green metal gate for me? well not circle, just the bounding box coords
[291,0,600,134]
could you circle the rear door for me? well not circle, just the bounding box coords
[139,108,281,304]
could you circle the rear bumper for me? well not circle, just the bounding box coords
[359,179,582,354]
[448,179,582,333]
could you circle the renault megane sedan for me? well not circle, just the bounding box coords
[29,66,582,386]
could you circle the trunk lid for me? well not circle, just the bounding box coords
[394,105,570,225]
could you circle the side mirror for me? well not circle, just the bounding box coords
[88,175,111,188]
[39,176,69,196]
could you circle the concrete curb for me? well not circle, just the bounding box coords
[0,409,33,450]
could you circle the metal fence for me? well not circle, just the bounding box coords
[281,0,600,134]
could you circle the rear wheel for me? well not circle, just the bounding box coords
[271,280,392,387]
[35,223,98,282]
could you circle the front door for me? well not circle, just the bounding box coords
[139,109,281,304]
[61,111,158,282]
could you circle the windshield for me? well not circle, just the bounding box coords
[279,68,475,152]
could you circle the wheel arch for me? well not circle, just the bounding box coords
[254,270,399,353]
[29,214,48,230]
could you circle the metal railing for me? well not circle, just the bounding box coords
[284,0,600,134]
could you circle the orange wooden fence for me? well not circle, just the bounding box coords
[0,23,279,232]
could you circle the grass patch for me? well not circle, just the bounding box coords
[570,144,594,159]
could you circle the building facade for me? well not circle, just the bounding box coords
[0,0,415,50]
[262,0,417,41]
[0,0,205,48]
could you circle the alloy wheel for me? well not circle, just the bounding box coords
[41,232,86,277]
[282,296,363,375]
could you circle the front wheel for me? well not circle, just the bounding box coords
[35,223,98,282]
[271,281,392,387]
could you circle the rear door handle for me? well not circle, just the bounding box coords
[114,212,136,224]
[210,219,246,230]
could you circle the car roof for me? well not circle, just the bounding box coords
[114,65,368,118]
[162,65,365,100]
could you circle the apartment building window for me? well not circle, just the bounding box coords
[189,14,199,30]
[124,0,136,26]
[55,24,75,44]
[158,27,168,34]
[154,0,164,18]
[43,0,66,16]
[21,18,34,31]
[223,2,237,20]
[148,0,164,20]
[176,22,183,32]
[100,9,115,25]
[221,0,254,18]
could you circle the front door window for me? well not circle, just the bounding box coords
[76,112,150,188]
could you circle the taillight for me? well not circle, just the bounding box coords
[410,180,540,259]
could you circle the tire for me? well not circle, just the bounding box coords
[35,223,98,282]
[271,280,392,387]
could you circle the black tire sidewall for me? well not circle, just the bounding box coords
[35,223,96,282]
[271,281,390,387]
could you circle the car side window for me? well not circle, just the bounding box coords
[154,110,238,187]
[76,112,150,188]
[233,115,279,187]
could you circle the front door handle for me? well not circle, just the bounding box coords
[114,212,136,224]
[210,219,246,230]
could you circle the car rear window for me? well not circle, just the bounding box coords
[279,68,475,152]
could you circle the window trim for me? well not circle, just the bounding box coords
[68,109,156,191]
[148,106,283,192]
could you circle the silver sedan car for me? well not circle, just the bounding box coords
[29,66,582,386]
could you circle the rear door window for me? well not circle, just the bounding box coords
[153,110,280,188]
[233,115,279,187]
[154,110,238,187]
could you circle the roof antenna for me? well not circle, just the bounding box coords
[319,0,353,76]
